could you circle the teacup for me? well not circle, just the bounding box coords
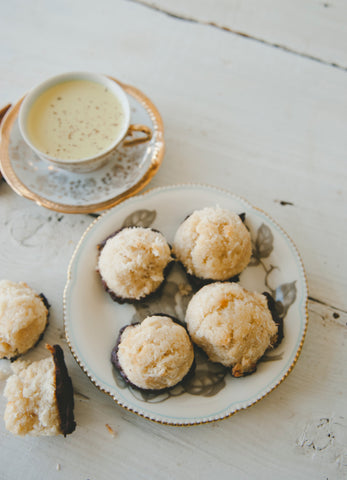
[18,72,152,173]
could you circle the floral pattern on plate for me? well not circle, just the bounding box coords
[111,209,296,403]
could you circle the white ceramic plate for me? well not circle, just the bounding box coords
[64,184,308,425]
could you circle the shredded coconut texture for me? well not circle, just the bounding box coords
[4,357,61,436]
[173,207,252,280]
[117,315,194,390]
[0,280,48,359]
[98,228,172,300]
[186,283,278,375]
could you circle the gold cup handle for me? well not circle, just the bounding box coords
[0,104,12,126]
[123,124,152,147]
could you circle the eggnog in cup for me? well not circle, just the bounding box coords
[19,72,152,173]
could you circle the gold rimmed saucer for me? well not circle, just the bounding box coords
[0,79,164,213]
[0,103,12,180]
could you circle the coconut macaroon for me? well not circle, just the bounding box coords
[112,315,194,391]
[0,280,49,360]
[185,283,278,377]
[97,227,172,302]
[4,344,76,437]
[173,207,252,281]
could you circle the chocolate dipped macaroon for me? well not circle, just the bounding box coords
[0,280,49,360]
[97,227,172,303]
[4,344,76,436]
[111,315,194,391]
[185,283,278,377]
[173,207,252,283]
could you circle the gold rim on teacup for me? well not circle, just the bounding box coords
[18,72,152,173]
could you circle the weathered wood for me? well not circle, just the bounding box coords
[131,0,347,69]
[0,0,346,478]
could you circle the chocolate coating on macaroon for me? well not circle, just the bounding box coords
[47,344,76,436]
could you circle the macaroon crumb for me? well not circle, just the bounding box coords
[105,423,117,437]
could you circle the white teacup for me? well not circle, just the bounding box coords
[18,72,152,173]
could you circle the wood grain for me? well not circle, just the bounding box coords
[0,0,346,479]
[131,0,347,69]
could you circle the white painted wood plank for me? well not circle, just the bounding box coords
[0,0,346,479]
[135,0,347,68]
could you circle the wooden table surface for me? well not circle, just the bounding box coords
[0,1,346,478]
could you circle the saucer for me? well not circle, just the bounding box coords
[0,79,164,213]
[0,103,12,180]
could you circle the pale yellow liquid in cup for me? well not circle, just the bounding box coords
[26,80,125,160]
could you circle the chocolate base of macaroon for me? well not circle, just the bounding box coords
[262,292,284,349]
[46,344,76,437]
[182,266,240,291]
[230,292,284,378]
[111,316,196,393]
[183,211,246,224]
[97,226,173,305]
[7,293,50,362]
[98,261,174,305]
